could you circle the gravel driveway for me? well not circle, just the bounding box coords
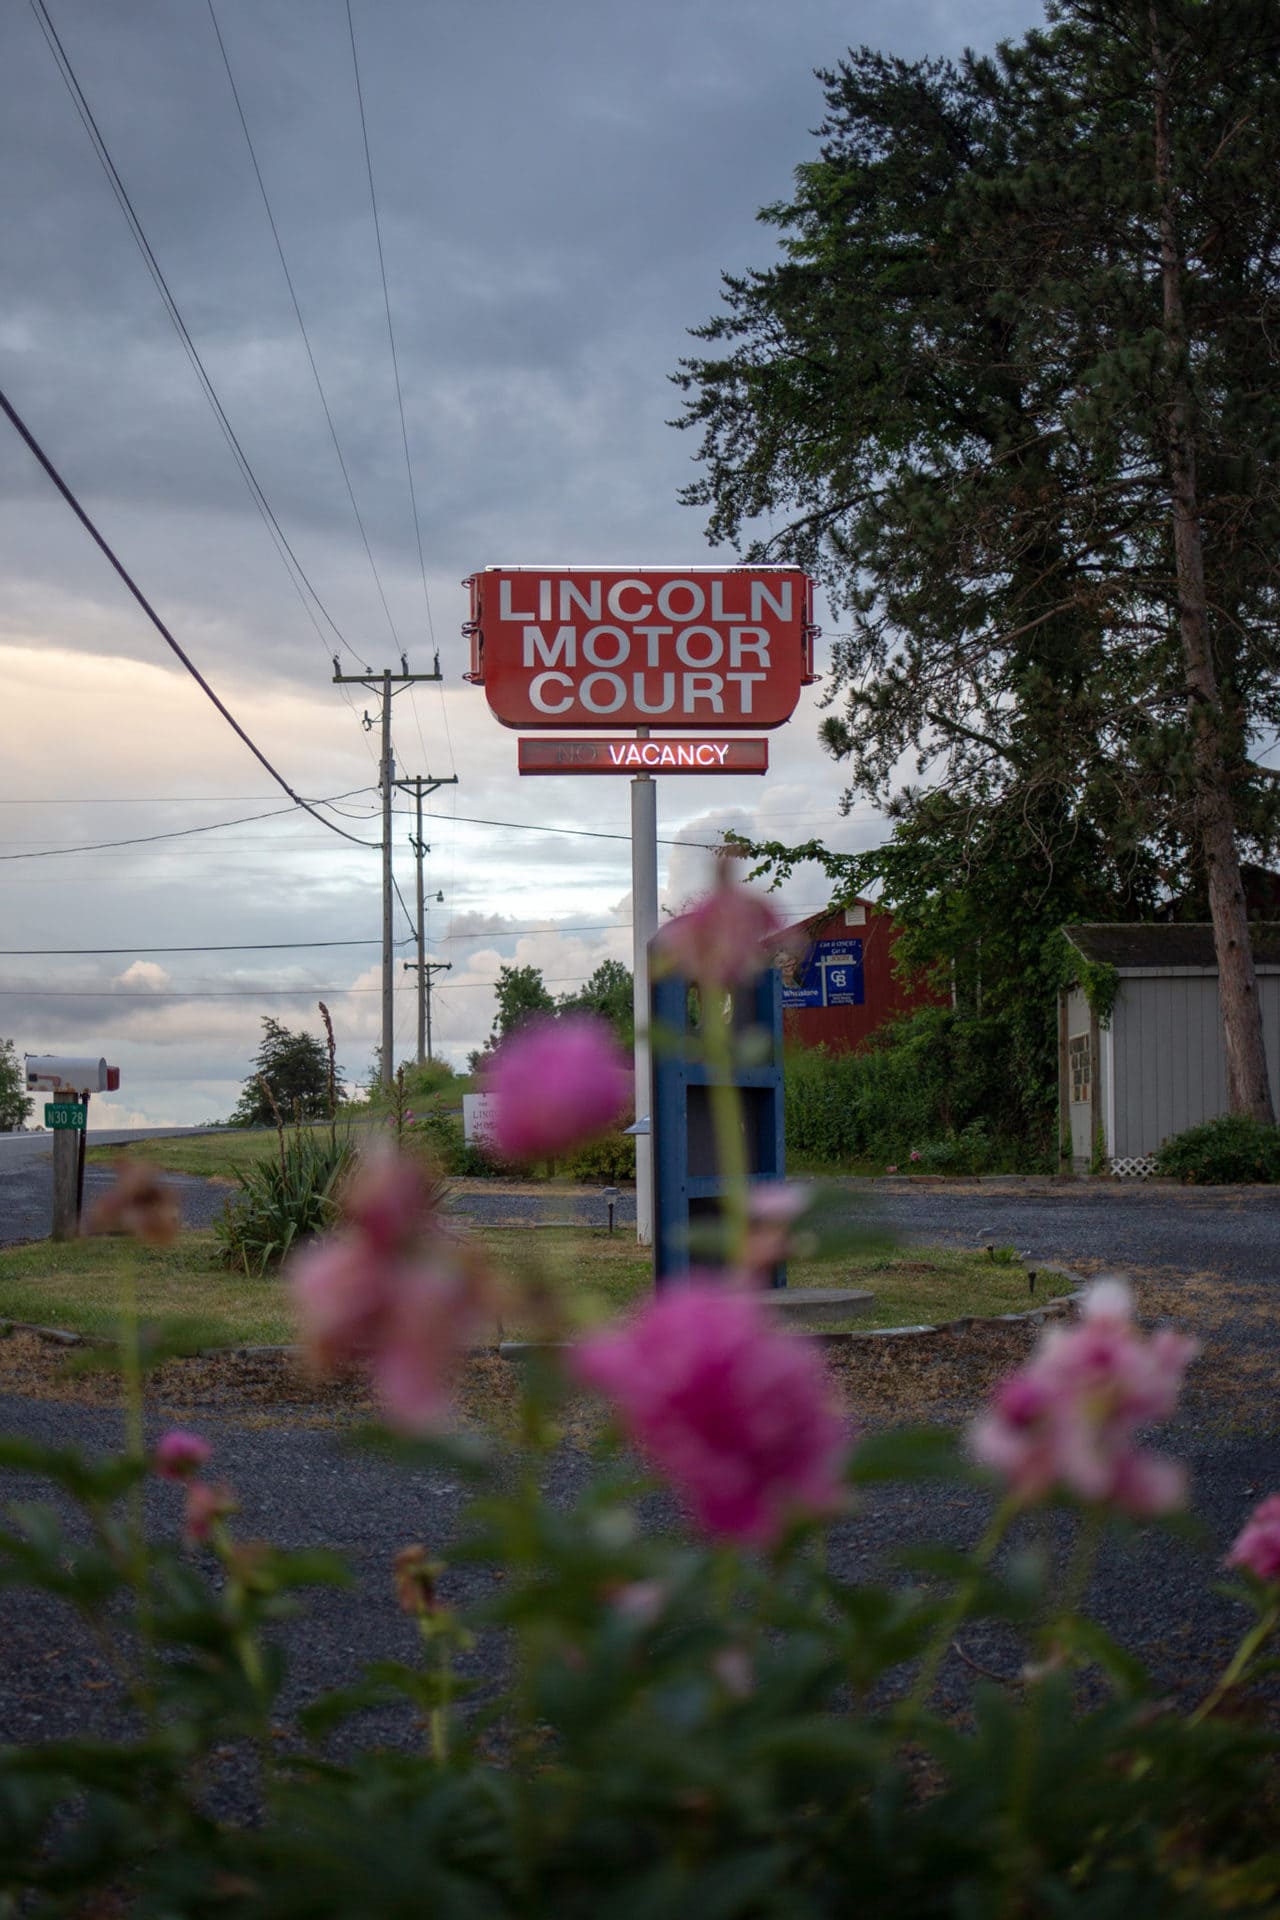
[0,1178,1277,1771]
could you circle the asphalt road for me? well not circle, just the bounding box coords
[0,1172,1277,1780]
[0,1128,233,1245]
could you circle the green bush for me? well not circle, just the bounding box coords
[1154,1112,1280,1184]
[216,1129,356,1274]
[405,1110,499,1176]
[407,1112,636,1183]
[908,1121,997,1176]
[362,1058,465,1116]
[562,1129,636,1182]
[784,1010,1047,1171]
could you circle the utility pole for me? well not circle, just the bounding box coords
[332,656,444,1088]
[404,955,452,1061]
[395,772,457,1061]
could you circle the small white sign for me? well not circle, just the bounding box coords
[462,1092,498,1144]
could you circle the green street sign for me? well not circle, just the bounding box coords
[44,1103,86,1131]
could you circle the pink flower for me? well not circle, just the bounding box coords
[885,1164,899,1175]
[184,1480,236,1544]
[909,1149,922,1164]
[742,1181,814,1274]
[607,1579,669,1628]
[573,1279,852,1547]
[342,1151,435,1256]
[712,1645,754,1699]
[969,1280,1198,1514]
[1226,1494,1280,1583]
[153,1430,212,1482]
[486,1015,629,1161]
[289,1152,492,1431]
[653,856,784,987]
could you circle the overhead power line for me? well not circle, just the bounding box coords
[391,873,417,941]
[314,794,722,851]
[0,907,830,959]
[0,794,281,806]
[0,939,408,956]
[0,986,386,1000]
[0,384,379,852]
[206,0,401,660]
[403,805,721,851]
[0,803,296,861]
[28,0,362,667]
[345,0,434,653]
[0,786,380,861]
[2,974,605,1000]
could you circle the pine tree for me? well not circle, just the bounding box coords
[231,1017,342,1127]
[676,0,1280,1119]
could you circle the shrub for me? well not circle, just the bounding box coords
[784,1011,1047,1171]
[908,1121,997,1176]
[562,1129,636,1182]
[406,1110,509,1177]
[215,1128,356,1274]
[1154,1112,1280,1184]
[406,1112,636,1183]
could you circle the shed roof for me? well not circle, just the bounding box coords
[1062,923,1280,971]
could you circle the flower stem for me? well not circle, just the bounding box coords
[419,1617,453,1766]
[701,986,749,1264]
[899,1496,1016,1728]
[119,1263,155,1714]
[1190,1600,1280,1727]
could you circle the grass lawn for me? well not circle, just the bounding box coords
[484,1229,1039,1337]
[86,1131,284,1181]
[0,1221,1041,1351]
[0,1231,293,1347]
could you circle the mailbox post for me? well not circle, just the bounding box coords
[25,1056,121,1241]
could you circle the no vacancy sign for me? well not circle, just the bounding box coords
[466,567,815,730]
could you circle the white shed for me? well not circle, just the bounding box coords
[1058,924,1280,1175]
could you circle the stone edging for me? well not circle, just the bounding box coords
[1,1266,1092,1364]
[498,1266,1091,1362]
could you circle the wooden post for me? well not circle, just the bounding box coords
[51,1128,80,1241]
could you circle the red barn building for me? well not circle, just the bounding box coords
[780,902,944,1054]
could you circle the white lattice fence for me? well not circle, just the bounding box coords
[1108,1155,1157,1179]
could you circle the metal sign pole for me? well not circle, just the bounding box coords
[630,765,658,1248]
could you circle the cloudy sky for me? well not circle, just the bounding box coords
[0,0,1043,1126]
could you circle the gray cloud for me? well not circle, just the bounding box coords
[1,0,1044,1117]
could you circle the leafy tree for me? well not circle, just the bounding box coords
[0,1038,32,1132]
[467,964,557,1072]
[559,958,634,1047]
[489,963,556,1042]
[676,0,1280,1124]
[231,1017,342,1128]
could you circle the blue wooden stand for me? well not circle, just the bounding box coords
[650,962,786,1288]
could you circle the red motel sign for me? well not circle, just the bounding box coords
[465,567,816,730]
[518,737,769,775]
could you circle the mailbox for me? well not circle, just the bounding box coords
[25,1054,120,1094]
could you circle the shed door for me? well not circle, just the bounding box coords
[1068,1031,1093,1163]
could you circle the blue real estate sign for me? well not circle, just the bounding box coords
[781,937,865,1009]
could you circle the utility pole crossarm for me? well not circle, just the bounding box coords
[331,665,443,689]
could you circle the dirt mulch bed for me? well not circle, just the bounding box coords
[0,1258,1253,1437]
[0,1319,1043,1435]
